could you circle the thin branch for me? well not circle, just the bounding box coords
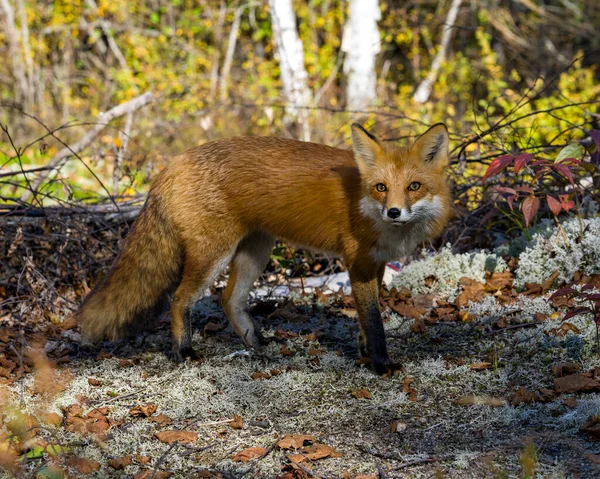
[20,92,154,202]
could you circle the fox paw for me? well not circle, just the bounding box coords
[375,361,403,377]
[357,357,403,377]
[172,346,199,363]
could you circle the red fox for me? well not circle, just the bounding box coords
[78,123,451,375]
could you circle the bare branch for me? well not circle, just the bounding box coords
[20,92,155,202]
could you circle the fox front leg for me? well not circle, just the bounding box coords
[349,264,401,376]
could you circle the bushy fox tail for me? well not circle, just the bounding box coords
[78,184,183,341]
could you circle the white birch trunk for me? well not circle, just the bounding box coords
[413,0,463,104]
[268,0,312,140]
[342,0,381,111]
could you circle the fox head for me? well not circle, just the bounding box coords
[351,123,451,228]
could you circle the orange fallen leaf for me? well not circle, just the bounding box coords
[229,414,244,430]
[510,387,539,406]
[548,322,581,336]
[66,457,101,474]
[251,372,271,380]
[288,444,342,463]
[136,455,151,465]
[148,414,172,425]
[551,362,581,377]
[554,374,600,393]
[88,378,102,387]
[109,456,132,470]
[277,434,315,450]
[469,362,492,371]
[129,404,158,418]
[154,431,198,445]
[40,412,62,427]
[454,395,506,407]
[351,388,372,399]
[134,470,173,479]
[232,446,267,462]
[280,346,295,357]
[402,377,417,402]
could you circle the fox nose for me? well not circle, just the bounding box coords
[387,208,401,219]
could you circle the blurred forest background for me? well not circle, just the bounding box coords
[1,0,598,208]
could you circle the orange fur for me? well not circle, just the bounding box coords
[77,123,452,373]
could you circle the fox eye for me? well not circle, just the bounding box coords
[408,182,421,191]
[375,183,387,192]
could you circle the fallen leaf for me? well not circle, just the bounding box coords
[134,470,173,479]
[510,387,539,405]
[538,388,556,403]
[552,362,581,377]
[66,457,100,474]
[554,374,600,393]
[391,303,426,319]
[469,362,492,371]
[87,378,102,387]
[454,395,506,407]
[136,455,151,465]
[277,434,315,450]
[154,431,198,445]
[484,271,514,292]
[40,412,62,427]
[288,444,342,463]
[581,415,600,439]
[108,456,132,470]
[541,270,560,292]
[280,346,295,357]
[563,397,577,408]
[148,414,172,425]
[548,322,581,336]
[251,372,271,380]
[455,278,487,309]
[351,388,372,399]
[523,283,543,296]
[402,377,417,402]
[232,447,267,462]
[229,414,244,430]
[410,318,426,334]
[129,404,158,418]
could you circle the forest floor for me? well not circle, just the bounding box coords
[2,216,600,478]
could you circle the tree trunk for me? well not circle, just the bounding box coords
[412,0,463,104]
[268,0,312,140]
[342,0,381,111]
[0,0,32,108]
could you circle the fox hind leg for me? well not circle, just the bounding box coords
[222,230,275,350]
[171,248,235,362]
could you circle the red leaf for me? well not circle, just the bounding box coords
[547,195,562,216]
[550,287,578,300]
[483,155,513,183]
[507,195,516,211]
[559,194,575,212]
[492,186,517,196]
[514,153,534,174]
[521,196,540,227]
[563,307,592,322]
[553,163,575,184]
[515,186,534,194]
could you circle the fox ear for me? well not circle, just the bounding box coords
[413,123,449,169]
[351,123,381,175]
